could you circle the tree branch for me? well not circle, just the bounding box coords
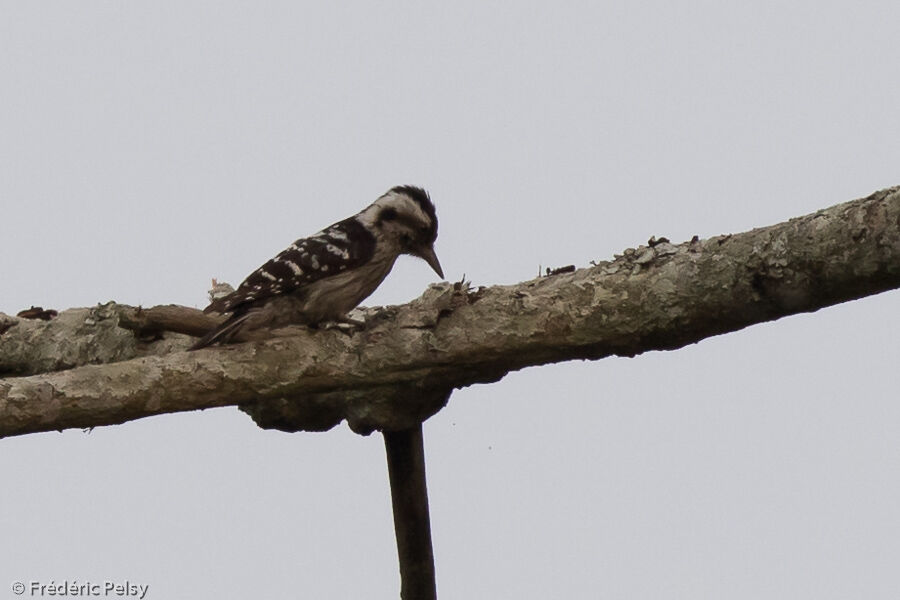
[384,424,437,600]
[1,186,898,439]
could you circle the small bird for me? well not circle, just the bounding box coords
[190,185,443,350]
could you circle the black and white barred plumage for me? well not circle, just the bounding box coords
[189,186,442,350]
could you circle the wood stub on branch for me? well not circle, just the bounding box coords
[1,185,899,439]
[116,304,224,338]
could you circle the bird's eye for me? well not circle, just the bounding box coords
[380,207,398,221]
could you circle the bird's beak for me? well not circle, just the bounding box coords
[417,245,444,279]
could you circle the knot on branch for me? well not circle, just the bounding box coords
[0,314,16,337]
[241,383,454,435]
[238,281,471,434]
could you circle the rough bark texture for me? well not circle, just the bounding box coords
[0,303,198,377]
[1,186,898,439]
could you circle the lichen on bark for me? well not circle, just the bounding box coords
[1,186,898,439]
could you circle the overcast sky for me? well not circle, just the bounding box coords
[2,2,899,599]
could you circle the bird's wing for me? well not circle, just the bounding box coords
[205,217,376,314]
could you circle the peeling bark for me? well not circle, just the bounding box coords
[1,186,898,439]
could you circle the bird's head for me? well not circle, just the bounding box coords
[363,185,443,278]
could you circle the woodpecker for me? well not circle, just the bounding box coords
[190,185,442,350]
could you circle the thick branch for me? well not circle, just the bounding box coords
[1,186,898,438]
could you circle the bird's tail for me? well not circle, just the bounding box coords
[188,311,252,351]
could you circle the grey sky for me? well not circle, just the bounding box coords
[2,2,898,598]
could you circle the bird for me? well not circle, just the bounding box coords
[189,185,443,350]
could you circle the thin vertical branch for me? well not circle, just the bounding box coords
[384,424,437,600]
